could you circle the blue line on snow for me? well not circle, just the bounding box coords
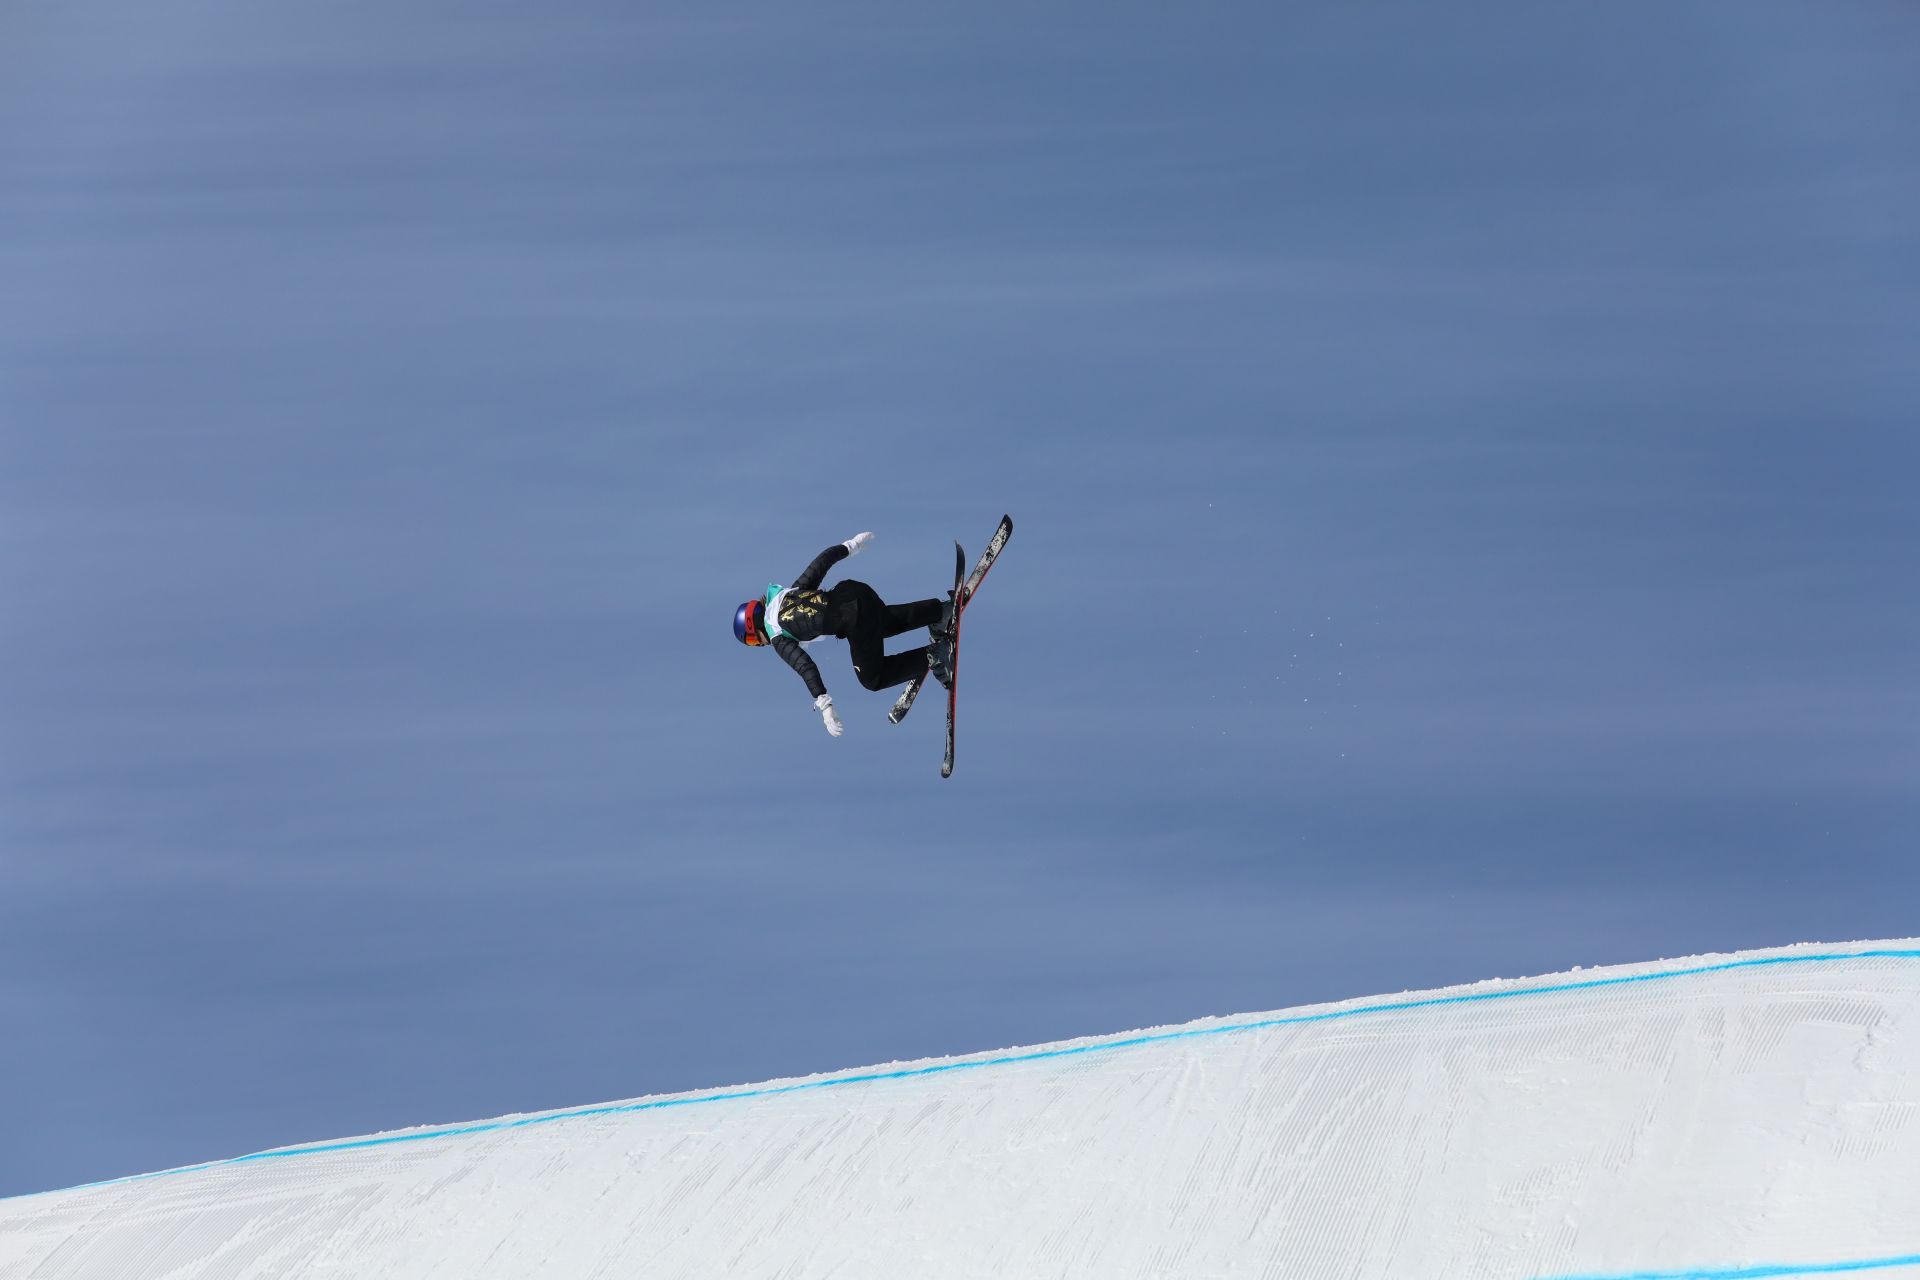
[1542,1251,1920,1279]
[28,947,1920,1199]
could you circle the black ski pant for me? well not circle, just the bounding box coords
[836,581,943,692]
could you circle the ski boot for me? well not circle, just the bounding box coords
[925,595,956,689]
[926,633,954,690]
[925,598,956,694]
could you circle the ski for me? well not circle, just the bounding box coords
[885,678,919,725]
[887,542,964,726]
[942,514,1013,778]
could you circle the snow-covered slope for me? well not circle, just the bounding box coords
[3,941,1918,1280]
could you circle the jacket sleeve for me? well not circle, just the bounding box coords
[792,544,849,592]
[772,635,828,699]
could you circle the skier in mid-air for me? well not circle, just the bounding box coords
[733,532,951,737]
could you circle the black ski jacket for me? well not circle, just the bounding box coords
[769,543,854,699]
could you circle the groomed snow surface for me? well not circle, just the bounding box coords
[3,941,1918,1280]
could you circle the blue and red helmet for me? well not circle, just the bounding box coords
[733,599,768,646]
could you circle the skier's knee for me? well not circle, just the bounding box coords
[854,663,890,692]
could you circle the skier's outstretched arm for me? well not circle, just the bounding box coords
[791,546,844,592]
[772,635,827,700]
[792,532,872,591]
[772,636,843,737]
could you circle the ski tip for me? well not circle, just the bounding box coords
[940,763,954,779]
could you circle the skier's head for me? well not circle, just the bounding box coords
[733,599,768,647]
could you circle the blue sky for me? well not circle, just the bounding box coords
[2,2,1916,1197]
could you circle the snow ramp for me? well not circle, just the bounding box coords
[3,941,1918,1280]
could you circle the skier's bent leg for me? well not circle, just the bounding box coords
[849,640,929,692]
[882,599,944,639]
[853,648,931,692]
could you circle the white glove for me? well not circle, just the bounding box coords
[814,693,844,737]
[842,531,874,557]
